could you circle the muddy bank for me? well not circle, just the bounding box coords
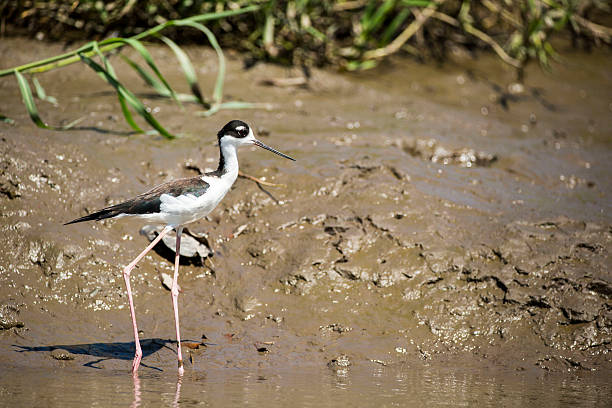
[0,38,610,380]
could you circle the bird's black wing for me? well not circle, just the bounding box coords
[64,177,210,225]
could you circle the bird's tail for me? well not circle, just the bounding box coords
[64,206,123,225]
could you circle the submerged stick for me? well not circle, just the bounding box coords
[238,171,286,187]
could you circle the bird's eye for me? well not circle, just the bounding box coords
[238,127,248,138]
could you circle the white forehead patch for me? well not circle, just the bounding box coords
[236,126,246,131]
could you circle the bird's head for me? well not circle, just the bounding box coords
[217,120,295,161]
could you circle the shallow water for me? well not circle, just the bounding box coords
[1,365,609,407]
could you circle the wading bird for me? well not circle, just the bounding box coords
[65,120,295,375]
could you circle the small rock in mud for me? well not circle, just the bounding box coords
[0,304,24,330]
[160,272,182,293]
[141,225,212,263]
[254,342,272,353]
[320,323,352,334]
[334,264,369,281]
[587,280,612,299]
[327,355,351,370]
[234,295,261,313]
[244,237,284,268]
[335,228,366,256]
[402,288,422,301]
[535,355,591,372]
[559,293,601,324]
[0,179,21,199]
[28,240,64,276]
[50,348,75,360]
[401,138,497,167]
[183,227,212,245]
[266,314,283,323]
[421,249,466,274]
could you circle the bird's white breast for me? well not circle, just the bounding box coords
[157,173,236,226]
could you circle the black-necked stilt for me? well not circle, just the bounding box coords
[65,120,295,375]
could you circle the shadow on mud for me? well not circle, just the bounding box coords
[67,126,137,136]
[12,338,178,370]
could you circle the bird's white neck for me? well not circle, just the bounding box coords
[217,141,239,181]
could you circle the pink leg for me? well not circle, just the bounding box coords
[172,226,185,375]
[173,372,183,407]
[123,225,173,375]
[131,373,141,408]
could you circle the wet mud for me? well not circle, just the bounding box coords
[1,37,611,388]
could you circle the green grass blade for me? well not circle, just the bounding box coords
[15,70,52,129]
[346,59,378,71]
[117,87,145,133]
[381,8,412,45]
[174,20,225,105]
[32,77,58,105]
[184,5,261,24]
[15,70,82,130]
[368,0,396,34]
[360,0,396,43]
[79,52,174,139]
[400,0,433,6]
[117,38,180,105]
[362,0,379,27]
[159,35,206,107]
[122,56,200,103]
[121,55,168,96]
[216,101,265,109]
[304,26,327,42]
[263,11,275,49]
[92,43,144,134]
[175,93,200,103]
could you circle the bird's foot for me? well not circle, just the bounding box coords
[131,354,142,375]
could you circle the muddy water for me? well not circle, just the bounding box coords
[0,37,611,405]
[1,366,610,407]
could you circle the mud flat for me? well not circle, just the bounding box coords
[0,38,610,404]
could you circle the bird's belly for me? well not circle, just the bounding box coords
[157,181,231,226]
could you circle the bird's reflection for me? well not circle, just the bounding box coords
[131,374,141,408]
[173,375,183,408]
[130,371,183,407]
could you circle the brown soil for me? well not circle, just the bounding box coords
[0,37,610,388]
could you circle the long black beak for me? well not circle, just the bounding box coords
[253,139,296,161]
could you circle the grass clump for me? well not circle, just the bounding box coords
[3,0,611,73]
[1,1,610,133]
[1,6,262,136]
